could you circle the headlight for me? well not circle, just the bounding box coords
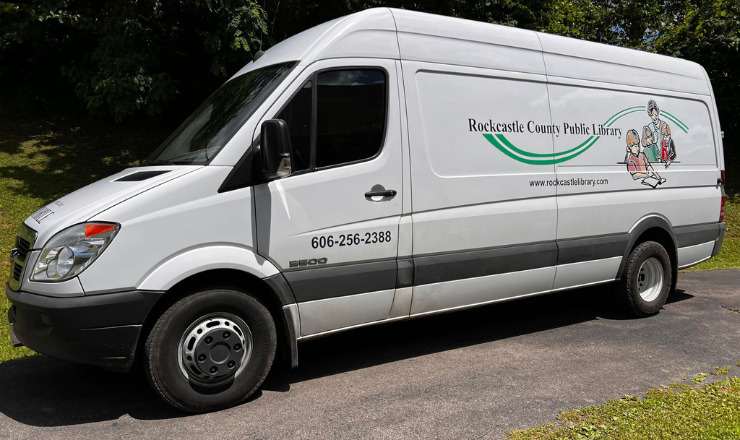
[31,223,119,282]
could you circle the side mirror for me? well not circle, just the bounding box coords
[260,119,292,180]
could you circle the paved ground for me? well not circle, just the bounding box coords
[0,270,739,440]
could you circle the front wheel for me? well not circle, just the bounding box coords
[615,241,673,317]
[144,288,277,413]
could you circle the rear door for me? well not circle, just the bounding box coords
[253,59,404,336]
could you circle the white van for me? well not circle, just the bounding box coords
[7,8,726,412]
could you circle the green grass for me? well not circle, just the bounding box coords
[507,375,740,440]
[685,189,739,271]
[0,106,172,362]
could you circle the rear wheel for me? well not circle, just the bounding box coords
[144,288,276,413]
[615,241,672,317]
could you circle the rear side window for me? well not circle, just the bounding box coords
[275,68,387,173]
[316,69,387,168]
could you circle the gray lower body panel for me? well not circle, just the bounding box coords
[284,233,635,303]
[712,223,726,257]
[675,223,723,248]
[284,260,397,303]
[414,242,557,286]
[284,223,724,339]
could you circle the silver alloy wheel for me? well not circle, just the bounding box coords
[637,257,664,302]
[177,312,253,386]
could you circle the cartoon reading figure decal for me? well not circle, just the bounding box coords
[642,100,666,164]
[660,123,676,167]
[617,99,681,188]
[625,128,666,188]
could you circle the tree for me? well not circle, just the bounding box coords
[542,0,609,41]
[1,1,268,121]
[264,0,552,43]
[542,0,688,49]
[656,0,740,139]
[2,0,737,133]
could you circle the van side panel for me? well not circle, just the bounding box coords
[549,83,719,198]
[547,79,721,285]
[410,267,556,317]
[401,60,559,315]
[556,188,718,239]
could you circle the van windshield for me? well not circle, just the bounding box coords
[146,61,296,166]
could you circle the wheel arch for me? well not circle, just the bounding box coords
[136,244,280,292]
[137,268,299,371]
[619,215,678,292]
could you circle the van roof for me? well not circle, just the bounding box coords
[235,8,709,96]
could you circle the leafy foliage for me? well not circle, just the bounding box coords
[265,0,552,41]
[1,0,738,136]
[1,1,267,121]
[656,0,740,139]
[543,0,608,41]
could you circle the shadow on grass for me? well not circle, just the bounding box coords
[0,283,695,427]
[0,107,175,204]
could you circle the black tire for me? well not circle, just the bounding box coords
[615,241,672,317]
[144,288,276,413]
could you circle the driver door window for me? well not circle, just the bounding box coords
[276,68,387,173]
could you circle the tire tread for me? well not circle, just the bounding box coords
[615,240,672,317]
[143,288,276,413]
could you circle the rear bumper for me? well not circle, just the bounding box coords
[712,222,726,257]
[6,286,163,370]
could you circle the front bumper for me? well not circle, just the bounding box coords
[6,285,163,370]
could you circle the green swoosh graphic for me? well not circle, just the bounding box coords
[604,106,644,126]
[494,133,595,157]
[485,134,601,165]
[484,106,690,165]
[606,109,644,127]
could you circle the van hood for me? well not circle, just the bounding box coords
[24,166,201,247]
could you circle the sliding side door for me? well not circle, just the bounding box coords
[402,61,559,316]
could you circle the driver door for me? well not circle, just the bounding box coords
[253,59,404,337]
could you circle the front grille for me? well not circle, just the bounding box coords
[16,236,30,260]
[12,235,32,281]
[8,223,37,290]
[12,263,22,281]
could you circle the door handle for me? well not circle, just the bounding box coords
[365,189,397,198]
